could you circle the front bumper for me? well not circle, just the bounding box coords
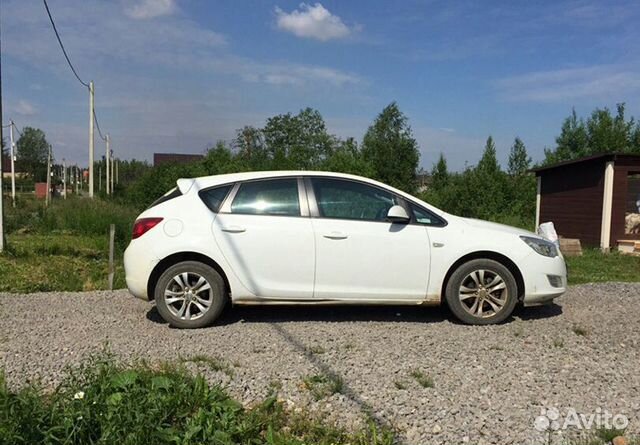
[520,252,567,307]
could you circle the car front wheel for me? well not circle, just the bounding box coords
[445,259,518,325]
[155,261,227,328]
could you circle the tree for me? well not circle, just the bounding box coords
[361,102,420,193]
[505,138,535,221]
[470,136,507,220]
[234,126,268,170]
[262,108,334,169]
[476,136,500,177]
[507,137,531,176]
[202,141,238,175]
[16,127,50,181]
[586,103,633,154]
[320,137,374,176]
[545,104,639,164]
[431,152,449,190]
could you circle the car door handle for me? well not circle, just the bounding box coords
[323,231,348,240]
[221,226,246,233]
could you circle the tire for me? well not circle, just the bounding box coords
[154,261,227,329]
[445,259,518,325]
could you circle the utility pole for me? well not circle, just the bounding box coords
[62,158,67,199]
[110,149,114,194]
[105,134,110,195]
[89,80,95,198]
[99,164,102,192]
[0,19,5,252]
[75,164,79,194]
[115,158,119,185]
[9,120,16,207]
[46,144,52,207]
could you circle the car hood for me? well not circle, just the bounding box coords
[459,217,537,238]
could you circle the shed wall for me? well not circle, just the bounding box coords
[539,159,605,246]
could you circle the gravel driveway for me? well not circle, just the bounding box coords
[1,283,639,444]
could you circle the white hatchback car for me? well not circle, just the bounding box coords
[124,171,566,328]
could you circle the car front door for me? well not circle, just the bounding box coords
[212,177,315,299]
[308,177,431,301]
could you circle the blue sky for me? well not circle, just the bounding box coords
[3,0,640,171]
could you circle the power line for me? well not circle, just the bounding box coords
[3,121,23,137]
[93,108,107,141]
[43,0,90,88]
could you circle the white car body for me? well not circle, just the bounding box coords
[124,171,566,319]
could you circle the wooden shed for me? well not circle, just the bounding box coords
[531,153,640,251]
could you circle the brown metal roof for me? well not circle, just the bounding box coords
[153,152,204,166]
[529,152,640,174]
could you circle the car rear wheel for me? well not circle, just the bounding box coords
[445,259,518,325]
[155,261,226,328]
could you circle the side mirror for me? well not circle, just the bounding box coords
[387,205,410,223]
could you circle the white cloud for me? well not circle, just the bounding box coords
[496,65,640,102]
[275,3,354,41]
[15,99,37,116]
[259,65,361,87]
[126,0,177,20]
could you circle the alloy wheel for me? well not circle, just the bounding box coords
[164,272,213,321]
[458,269,508,318]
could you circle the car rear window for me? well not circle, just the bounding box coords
[146,187,182,210]
[199,184,233,212]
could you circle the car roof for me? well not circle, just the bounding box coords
[190,170,377,189]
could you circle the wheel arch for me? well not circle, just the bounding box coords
[147,252,231,301]
[441,251,525,302]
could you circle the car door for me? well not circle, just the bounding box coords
[308,177,431,300]
[212,177,315,299]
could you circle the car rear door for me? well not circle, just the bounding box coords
[307,177,431,300]
[212,177,315,299]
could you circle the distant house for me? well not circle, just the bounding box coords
[1,153,25,178]
[153,153,204,166]
[531,153,640,252]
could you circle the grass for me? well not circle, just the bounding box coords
[303,373,344,400]
[566,249,640,285]
[393,380,407,390]
[572,324,589,337]
[179,354,235,377]
[553,338,565,348]
[0,196,137,293]
[307,345,327,355]
[410,370,434,388]
[0,353,394,445]
[0,233,126,292]
[567,428,637,445]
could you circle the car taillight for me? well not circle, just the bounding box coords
[132,217,163,239]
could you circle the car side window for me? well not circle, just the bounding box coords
[231,178,300,216]
[199,184,233,213]
[311,178,398,222]
[410,203,445,226]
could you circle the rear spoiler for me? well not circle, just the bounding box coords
[176,178,196,195]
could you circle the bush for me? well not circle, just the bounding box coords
[0,354,394,445]
[37,197,138,248]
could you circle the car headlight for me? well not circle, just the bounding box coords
[520,236,558,258]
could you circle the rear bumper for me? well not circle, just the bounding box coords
[123,240,159,301]
[521,253,567,306]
